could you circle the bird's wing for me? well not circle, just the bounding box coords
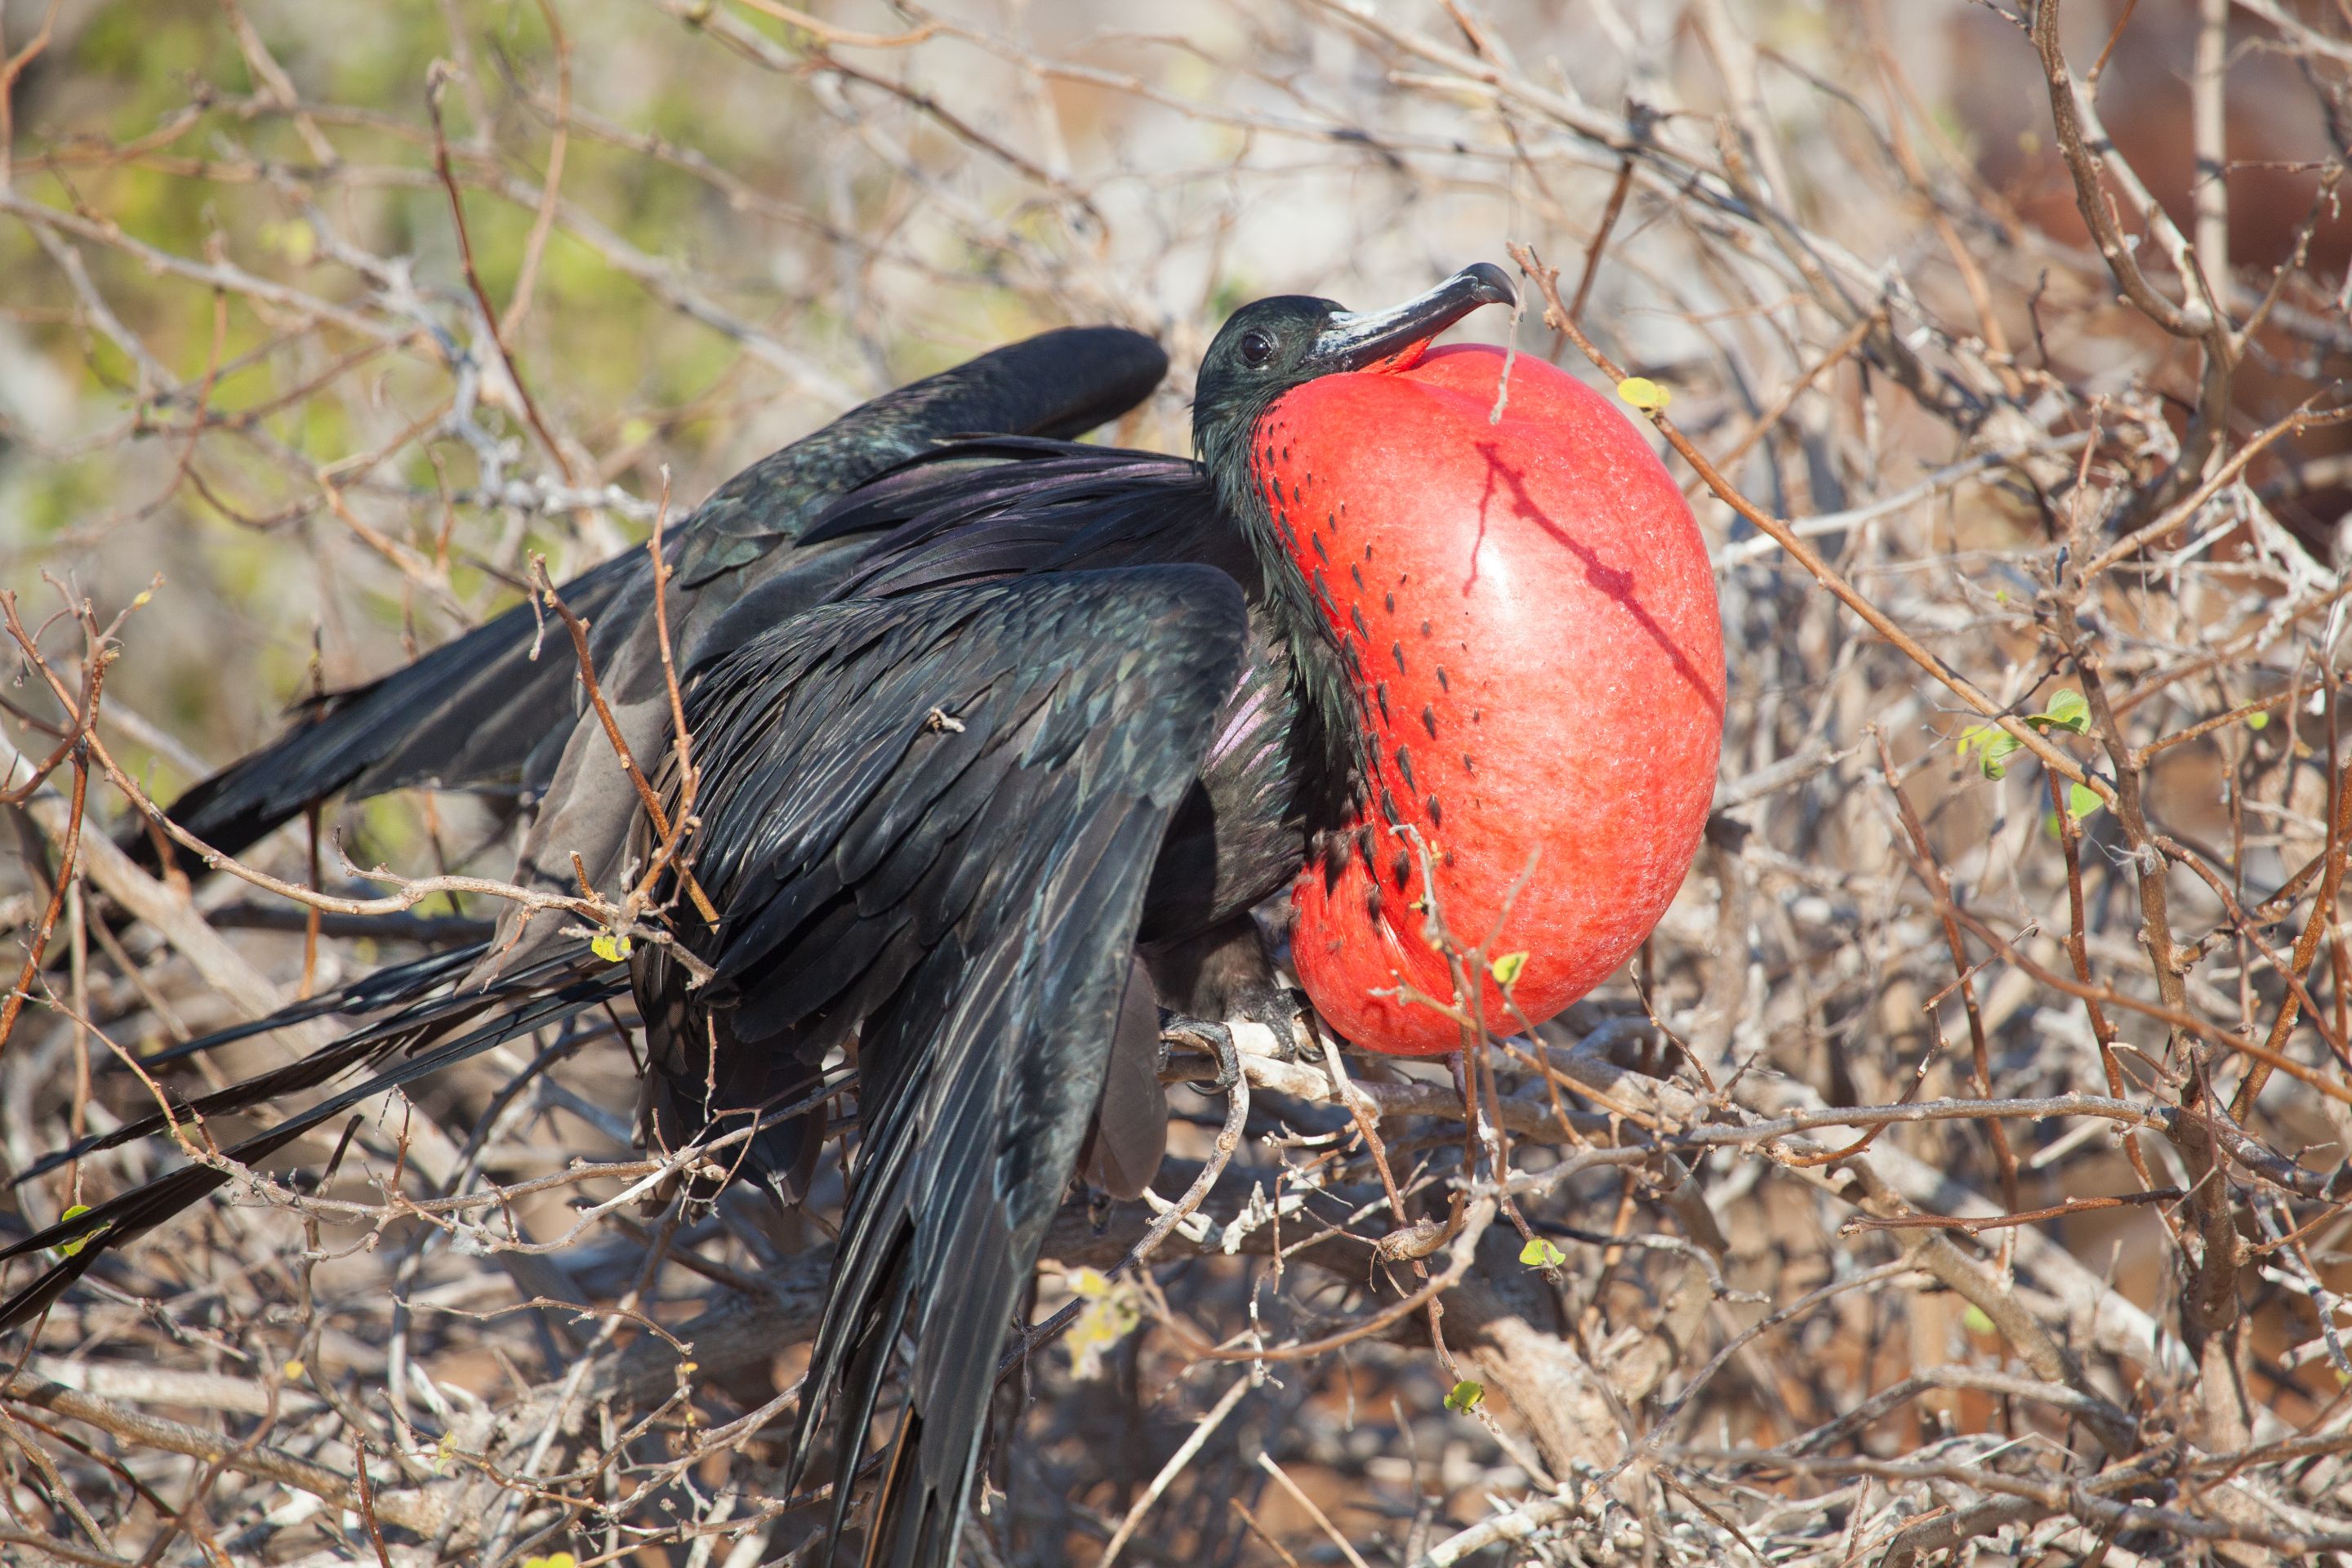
[136,328,1169,870]
[673,327,1168,586]
[681,440,1223,663]
[487,443,1226,978]
[653,566,1245,1568]
[139,550,643,871]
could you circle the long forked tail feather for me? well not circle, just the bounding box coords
[14,942,592,1186]
[0,950,621,1333]
[114,940,493,1076]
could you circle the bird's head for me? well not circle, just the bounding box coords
[1191,263,1515,495]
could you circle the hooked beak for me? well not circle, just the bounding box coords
[1309,262,1516,376]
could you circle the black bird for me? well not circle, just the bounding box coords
[3,265,1517,1568]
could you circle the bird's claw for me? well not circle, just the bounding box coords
[1218,982,1310,1063]
[1158,1016,1241,1092]
[1267,986,1312,1062]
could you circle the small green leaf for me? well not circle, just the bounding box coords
[590,930,632,964]
[1616,376,1672,412]
[2247,710,2270,731]
[1445,1379,1485,1414]
[55,1204,97,1258]
[1490,951,1529,987]
[1519,1236,1568,1268]
[1962,1304,1996,1335]
[2029,688,2090,735]
[2066,782,2102,821]
[1993,588,2008,604]
[1958,724,2022,779]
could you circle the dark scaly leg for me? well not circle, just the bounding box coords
[1142,911,1305,1062]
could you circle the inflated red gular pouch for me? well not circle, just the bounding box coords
[1260,345,1724,1054]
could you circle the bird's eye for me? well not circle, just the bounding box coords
[1238,330,1276,367]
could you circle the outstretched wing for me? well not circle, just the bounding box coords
[644,566,1245,1568]
[135,328,1168,870]
[142,552,640,869]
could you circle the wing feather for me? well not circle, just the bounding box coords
[638,565,1246,1567]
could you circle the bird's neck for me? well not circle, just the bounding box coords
[1207,413,1371,840]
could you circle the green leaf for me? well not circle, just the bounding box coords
[1490,951,1529,987]
[2030,688,2090,735]
[2247,710,2270,731]
[1962,1304,1996,1335]
[1519,1236,1567,1268]
[1616,376,1672,413]
[2066,782,2102,821]
[590,930,632,964]
[1445,1379,1485,1414]
[55,1204,97,1258]
[1958,724,2022,780]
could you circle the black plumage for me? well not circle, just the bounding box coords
[633,267,1514,1566]
[136,327,1169,872]
[0,963,625,1326]
[644,572,1245,1562]
[5,267,1517,1568]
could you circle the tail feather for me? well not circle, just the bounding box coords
[20,945,587,1184]
[116,941,492,1076]
[0,968,621,1333]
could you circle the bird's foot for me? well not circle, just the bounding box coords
[1157,1016,1241,1092]
[1142,915,1307,1062]
[1220,979,1312,1064]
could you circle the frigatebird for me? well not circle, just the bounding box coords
[4,261,1726,1568]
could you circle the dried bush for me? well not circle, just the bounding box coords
[3,1,2352,1563]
